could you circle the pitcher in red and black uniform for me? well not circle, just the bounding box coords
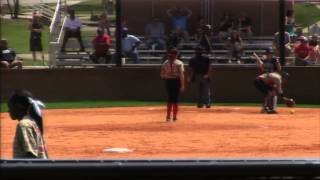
[160,48,185,122]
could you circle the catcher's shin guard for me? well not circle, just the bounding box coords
[267,95,277,111]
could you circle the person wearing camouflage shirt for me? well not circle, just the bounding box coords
[13,116,48,159]
[8,89,48,159]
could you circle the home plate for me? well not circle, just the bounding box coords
[102,148,133,153]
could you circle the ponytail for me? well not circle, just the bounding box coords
[28,97,45,134]
[8,90,46,134]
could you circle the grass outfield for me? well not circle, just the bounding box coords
[1,100,319,113]
[295,3,320,28]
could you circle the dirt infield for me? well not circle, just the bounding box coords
[1,106,320,159]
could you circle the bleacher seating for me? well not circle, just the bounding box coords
[54,35,284,67]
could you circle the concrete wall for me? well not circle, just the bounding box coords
[1,66,319,104]
[122,0,293,36]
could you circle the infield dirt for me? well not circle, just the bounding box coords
[1,106,319,159]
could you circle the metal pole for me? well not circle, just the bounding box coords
[279,0,285,66]
[260,0,263,36]
[210,0,214,26]
[116,0,122,66]
[151,0,154,18]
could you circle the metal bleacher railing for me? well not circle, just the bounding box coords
[48,0,67,68]
[51,36,277,67]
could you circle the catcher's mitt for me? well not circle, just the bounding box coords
[284,98,296,107]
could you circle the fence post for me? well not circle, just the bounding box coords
[279,0,286,66]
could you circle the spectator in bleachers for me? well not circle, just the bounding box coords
[305,34,320,65]
[166,29,183,49]
[106,0,114,15]
[273,31,292,57]
[29,12,44,64]
[145,17,166,50]
[167,6,192,41]
[309,23,320,36]
[0,39,23,69]
[122,27,141,64]
[60,9,85,52]
[199,24,213,54]
[237,12,253,42]
[218,12,234,43]
[195,16,206,41]
[122,16,128,30]
[294,36,311,66]
[295,27,303,40]
[225,30,243,64]
[285,10,297,41]
[309,34,319,47]
[98,12,111,36]
[90,28,111,64]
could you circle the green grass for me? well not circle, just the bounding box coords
[295,3,320,28]
[0,101,166,112]
[1,19,49,54]
[22,58,48,66]
[70,0,105,16]
[1,101,319,113]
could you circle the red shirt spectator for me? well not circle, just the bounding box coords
[90,28,111,64]
[294,42,309,59]
[92,31,110,55]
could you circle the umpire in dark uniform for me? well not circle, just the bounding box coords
[188,46,212,108]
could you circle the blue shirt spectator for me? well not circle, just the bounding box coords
[170,16,188,31]
[0,39,22,69]
[167,7,192,41]
[121,28,141,64]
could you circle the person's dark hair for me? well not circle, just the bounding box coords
[68,8,75,14]
[0,38,8,48]
[230,30,241,42]
[8,89,44,134]
[168,48,178,55]
[286,10,294,17]
[197,16,205,21]
[122,27,128,32]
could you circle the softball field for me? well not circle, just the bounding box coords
[1,106,320,159]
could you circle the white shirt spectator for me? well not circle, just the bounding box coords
[122,35,140,53]
[310,24,320,36]
[64,17,82,30]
